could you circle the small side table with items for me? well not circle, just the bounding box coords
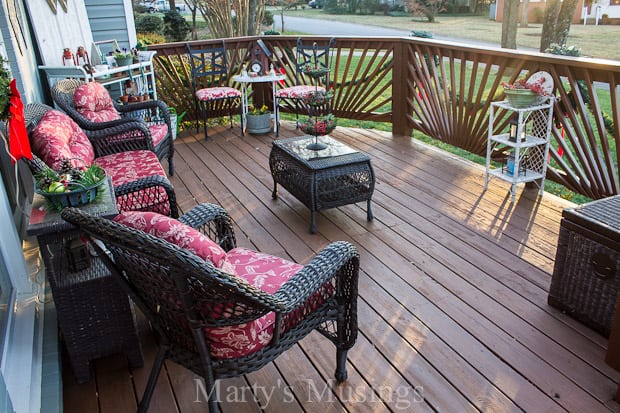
[27,177,143,383]
[233,73,286,135]
[485,97,554,202]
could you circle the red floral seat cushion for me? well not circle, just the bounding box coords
[206,247,303,358]
[113,211,227,267]
[196,87,241,101]
[30,109,95,170]
[94,150,172,215]
[148,123,168,146]
[275,85,325,99]
[74,82,122,123]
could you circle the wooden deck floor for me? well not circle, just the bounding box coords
[63,123,620,412]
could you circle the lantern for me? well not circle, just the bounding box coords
[508,117,525,142]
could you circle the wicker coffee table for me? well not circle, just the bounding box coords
[270,135,375,233]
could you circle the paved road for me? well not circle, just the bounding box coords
[275,15,506,49]
[277,15,412,37]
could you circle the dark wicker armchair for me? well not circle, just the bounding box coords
[61,203,359,413]
[50,78,175,175]
[25,102,178,217]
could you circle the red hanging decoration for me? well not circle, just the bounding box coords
[8,79,31,164]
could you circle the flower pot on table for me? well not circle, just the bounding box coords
[246,113,272,134]
[504,89,537,108]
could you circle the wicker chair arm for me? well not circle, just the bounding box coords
[85,121,155,156]
[178,203,236,251]
[274,241,359,312]
[113,174,179,218]
[116,99,171,126]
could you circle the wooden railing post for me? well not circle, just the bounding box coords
[391,40,413,137]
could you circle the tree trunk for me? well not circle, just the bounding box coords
[540,0,561,51]
[555,0,579,46]
[280,9,285,32]
[501,0,519,49]
[520,0,529,28]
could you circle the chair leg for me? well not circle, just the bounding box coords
[335,348,348,382]
[137,344,168,413]
[168,153,174,176]
[202,105,208,140]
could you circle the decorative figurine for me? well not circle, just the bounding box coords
[62,48,74,66]
[241,63,248,77]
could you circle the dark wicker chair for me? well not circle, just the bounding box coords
[24,102,178,217]
[50,78,175,175]
[186,40,242,139]
[61,203,359,413]
[274,37,335,137]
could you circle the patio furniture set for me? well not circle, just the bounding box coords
[24,37,619,409]
[20,37,377,411]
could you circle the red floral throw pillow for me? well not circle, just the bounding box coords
[113,211,227,267]
[74,82,121,123]
[30,109,95,170]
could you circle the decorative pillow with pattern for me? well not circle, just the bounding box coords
[74,82,121,123]
[205,247,304,358]
[30,109,95,170]
[114,211,227,267]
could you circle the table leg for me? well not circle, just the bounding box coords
[310,211,317,234]
[272,80,279,135]
[367,199,374,221]
[241,83,248,135]
[272,180,278,199]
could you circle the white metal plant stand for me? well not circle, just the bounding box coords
[485,97,555,202]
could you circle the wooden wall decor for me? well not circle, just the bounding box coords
[46,0,68,14]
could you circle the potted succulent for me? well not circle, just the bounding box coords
[246,104,271,134]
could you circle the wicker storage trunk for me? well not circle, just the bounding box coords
[548,195,620,337]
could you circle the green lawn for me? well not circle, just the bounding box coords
[279,9,620,61]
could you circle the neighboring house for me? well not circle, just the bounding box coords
[587,0,620,21]
[0,1,136,411]
[493,0,586,24]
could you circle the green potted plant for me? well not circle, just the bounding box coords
[246,104,271,134]
[0,55,12,121]
[113,48,135,67]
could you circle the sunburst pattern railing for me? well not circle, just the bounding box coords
[149,36,620,199]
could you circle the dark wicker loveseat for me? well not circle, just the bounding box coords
[24,102,178,217]
[61,203,360,413]
[50,78,175,175]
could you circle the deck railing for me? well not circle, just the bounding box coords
[148,36,620,200]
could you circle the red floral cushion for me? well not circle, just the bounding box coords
[30,110,95,170]
[114,211,227,267]
[206,247,303,358]
[275,85,325,99]
[196,87,241,101]
[149,123,168,146]
[94,150,171,215]
[74,82,121,123]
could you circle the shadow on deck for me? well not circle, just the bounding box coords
[63,122,620,412]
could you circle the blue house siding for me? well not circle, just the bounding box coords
[86,0,137,50]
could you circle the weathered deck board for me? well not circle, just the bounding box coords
[62,124,620,412]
